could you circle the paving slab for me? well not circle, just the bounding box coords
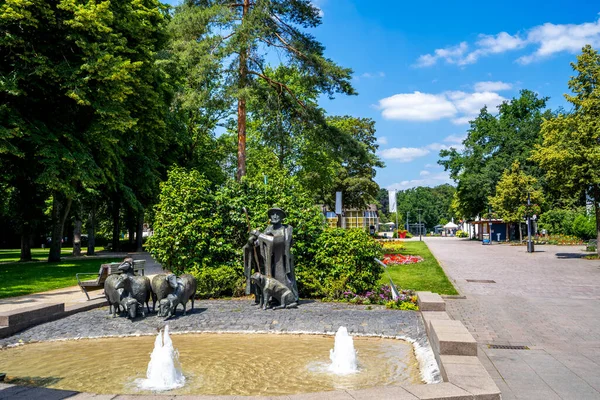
[417,292,446,312]
[69,394,118,399]
[403,382,473,400]
[430,320,477,357]
[425,237,600,400]
[346,386,418,399]
[439,356,500,400]
[421,312,452,336]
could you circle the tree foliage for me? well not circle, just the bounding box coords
[378,185,456,230]
[489,161,544,223]
[532,45,600,251]
[440,90,550,219]
[189,0,356,179]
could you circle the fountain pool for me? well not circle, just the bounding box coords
[0,332,422,396]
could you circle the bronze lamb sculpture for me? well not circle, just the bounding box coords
[158,273,197,319]
[115,273,152,318]
[150,273,175,313]
[104,274,126,317]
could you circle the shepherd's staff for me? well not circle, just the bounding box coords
[374,258,400,300]
[243,207,261,274]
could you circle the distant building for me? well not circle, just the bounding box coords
[320,204,379,231]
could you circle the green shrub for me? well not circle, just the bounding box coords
[146,168,221,275]
[456,230,468,238]
[572,214,596,240]
[147,167,326,298]
[538,208,582,236]
[298,228,383,299]
[190,264,243,298]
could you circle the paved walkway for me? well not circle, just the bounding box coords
[0,252,165,313]
[424,237,600,400]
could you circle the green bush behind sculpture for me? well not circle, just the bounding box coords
[298,228,383,299]
[147,167,381,298]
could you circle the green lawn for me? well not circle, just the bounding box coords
[0,257,120,298]
[381,241,458,295]
[0,247,103,263]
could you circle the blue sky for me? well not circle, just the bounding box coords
[167,1,600,190]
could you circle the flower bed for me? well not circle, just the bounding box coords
[381,242,405,254]
[382,254,424,265]
[340,285,418,310]
[509,234,585,246]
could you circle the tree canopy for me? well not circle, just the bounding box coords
[532,44,600,252]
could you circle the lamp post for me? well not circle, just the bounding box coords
[527,192,534,253]
[417,208,423,241]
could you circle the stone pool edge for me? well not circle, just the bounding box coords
[0,292,500,400]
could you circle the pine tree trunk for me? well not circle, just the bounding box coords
[20,229,32,262]
[73,219,82,256]
[48,194,72,262]
[87,205,96,256]
[111,196,120,252]
[235,0,250,182]
[136,210,144,252]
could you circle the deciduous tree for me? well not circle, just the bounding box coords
[532,45,600,254]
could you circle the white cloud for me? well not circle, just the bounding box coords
[377,136,388,145]
[378,92,457,121]
[379,140,465,164]
[416,17,600,67]
[415,42,468,67]
[474,81,512,92]
[361,71,385,79]
[424,163,440,169]
[387,172,453,191]
[451,116,474,125]
[420,170,431,176]
[518,19,600,64]
[447,91,506,122]
[378,147,430,162]
[443,134,467,144]
[425,142,448,151]
[378,90,505,124]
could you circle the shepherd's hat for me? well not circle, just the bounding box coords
[267,207,286,219]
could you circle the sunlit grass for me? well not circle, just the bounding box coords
[380,241,458,295]
[0,257,119,298]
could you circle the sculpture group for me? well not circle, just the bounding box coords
[104,258,197,320]
[244,207,299,309]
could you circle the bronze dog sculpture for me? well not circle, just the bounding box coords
[250,272,298,310]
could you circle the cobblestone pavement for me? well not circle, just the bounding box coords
[0,300,427,348]
[425,237,600,400]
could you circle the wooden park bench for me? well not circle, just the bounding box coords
[106,260,145,276]
[76,264,111,301]
[77,260,146,301]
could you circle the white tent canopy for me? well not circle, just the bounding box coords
[443,221,459,229]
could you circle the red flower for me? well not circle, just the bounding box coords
[382,254,424,265]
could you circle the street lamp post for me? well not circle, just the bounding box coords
[527,193,534,253]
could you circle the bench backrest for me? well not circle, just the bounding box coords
[96,265,110,285]
[106,260,145,276]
